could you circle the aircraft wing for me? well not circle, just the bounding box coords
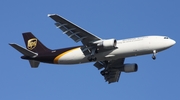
[104,68,121,84]
[48,14,101,45]
[94,58,125,84]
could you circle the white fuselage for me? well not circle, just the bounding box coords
[56,36,176,64]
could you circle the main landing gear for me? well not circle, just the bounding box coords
[152,50,157,60]
[88,48,98,61]
[100,61,109,76]
[88,56,97,61]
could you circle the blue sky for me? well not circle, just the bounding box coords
[1,0,180,100]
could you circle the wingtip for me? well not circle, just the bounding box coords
[9,43,18,47]
[9,43,14,45]
[47,14,57,17]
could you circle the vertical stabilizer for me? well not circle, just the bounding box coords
[22,32,51,53]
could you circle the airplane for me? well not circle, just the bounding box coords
[9,14,176,84]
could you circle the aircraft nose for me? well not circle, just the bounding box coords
[170,39,176,46]
[167,39,176,47]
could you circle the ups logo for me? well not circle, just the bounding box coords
[27,38,37,50]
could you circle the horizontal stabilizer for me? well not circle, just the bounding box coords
[9,43,37,57]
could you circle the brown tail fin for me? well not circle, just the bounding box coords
[22,32,51,53]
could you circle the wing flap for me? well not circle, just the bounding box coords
[94,61,104,70]
[48,14,101,44]
[104,69,121,83]
[94,58,125,84]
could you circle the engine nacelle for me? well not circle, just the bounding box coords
[122,63,138,73]
[101,39,117,49]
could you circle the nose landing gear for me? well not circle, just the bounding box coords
[152,55,156,60]
[152,50,157,60]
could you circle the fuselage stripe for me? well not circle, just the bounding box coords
[53,47,80,64]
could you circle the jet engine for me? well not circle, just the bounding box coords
[121,63,138,73]
[100,39,117,49]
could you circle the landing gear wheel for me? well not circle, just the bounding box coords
[152,50,157,60]
[88,56,97,61]
[88,58,92,61]
[92,57,97,61]
[152,55,156,60]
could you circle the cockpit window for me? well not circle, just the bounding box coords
[164,36,169,39]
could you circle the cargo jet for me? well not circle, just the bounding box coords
[9,14,176,84]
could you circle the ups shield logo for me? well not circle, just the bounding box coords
[27,38,37,50]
